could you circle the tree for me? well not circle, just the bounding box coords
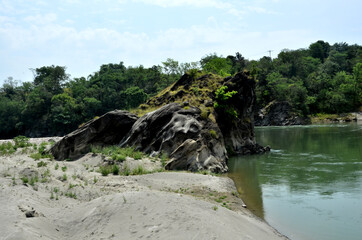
[32,65,69,95]
[352,63,362,109]
[203,57,232,76]
[309,40,330,62]
[50,93,80,133]
[162,58,181,75]
[121,87,148,109]
[227,52,247,74]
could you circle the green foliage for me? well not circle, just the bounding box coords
[21,176,29,184]
[13,136,31,148]
[209,130,218,138]
[122,164,130,176]
[21,176,38,186]
[214,86,238,119]
[99,165,112,176]
[91,145,144,161]
[202,55,232,76]
[37,161,47,167]
[0,142,16,156]
[112,165,120,175]
[131,165,147,175]
[62,173,67,181]
[0,61,181,138]
[0,41,360,139]
[64,192,77,199]
[30,142,53,160]
[251,41,362,114]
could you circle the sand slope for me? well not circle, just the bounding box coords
[0,138,287,240]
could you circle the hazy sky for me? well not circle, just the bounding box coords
[1,0,361,85]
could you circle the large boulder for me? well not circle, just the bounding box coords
[120,103,228,173]
[254,101,309,126]
[50,110,138,160]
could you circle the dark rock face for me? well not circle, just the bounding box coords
[254,101,309,126]
[120,103,228,173]
[50,110,138,160]
[215,72,269,155]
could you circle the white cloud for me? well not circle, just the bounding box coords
[0,0,15,13]
[24,13,57,25]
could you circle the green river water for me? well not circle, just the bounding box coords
[228,123,362,240]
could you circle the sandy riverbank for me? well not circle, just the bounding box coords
[0,137,288,240]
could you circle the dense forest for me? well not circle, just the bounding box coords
[1,40,361,139]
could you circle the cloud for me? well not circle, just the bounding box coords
[24,13,57,25]
[0,0,15,13]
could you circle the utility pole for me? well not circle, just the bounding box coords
[267,50,273,59]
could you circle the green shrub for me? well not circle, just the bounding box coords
[30,153,41,160]
[133,151,142,160]
[122,164,130,176]
[29,176,38,186]
[112,165,120,175]
[29,142,53,160]
[91,145,144,160]
[132,165,147,175]
[13,136,31,148]
[99,165,111,176]
[21,176,29,184]
[214,86,238,119]
[62,174,67,181]
[37,161,47,167]
[112,154,126,162]
[0,142,17,156]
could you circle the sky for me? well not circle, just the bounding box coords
[0,0,361,85]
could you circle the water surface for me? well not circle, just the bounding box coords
[228,123,362,240]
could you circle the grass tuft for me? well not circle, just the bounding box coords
[91,145,144,161]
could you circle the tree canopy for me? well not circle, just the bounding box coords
[1,41,361,138]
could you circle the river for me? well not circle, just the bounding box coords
[228,123,362,240]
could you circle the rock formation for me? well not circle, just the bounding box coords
[50,110,138,160]
[50,71,269,173]
[120,103,228,173]
[214,72,268,155]
[254,101,309,126]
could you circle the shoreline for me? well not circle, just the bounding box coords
[0,137,288,240]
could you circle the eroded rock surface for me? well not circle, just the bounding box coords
[50,110,138,160]
[120,103,228,173]
[255,101,309,126]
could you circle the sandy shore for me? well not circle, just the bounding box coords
[0,137,288,240]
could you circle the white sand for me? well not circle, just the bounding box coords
[0,138,288,240]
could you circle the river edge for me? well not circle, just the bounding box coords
[0,137,288,240]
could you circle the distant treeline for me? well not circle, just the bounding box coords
[1,40,361,138]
